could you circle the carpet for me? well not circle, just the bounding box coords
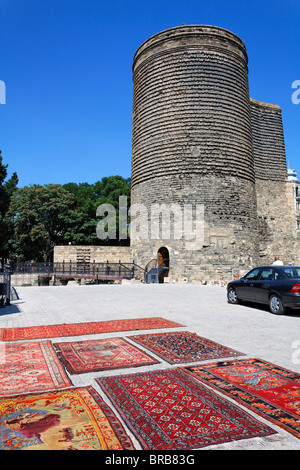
[0,341,72,397]
[53,337,160,374]
[0,317,183,342]
[96,368,275,450]
[129,331,244,364]
[0,386,134,450]
[184,358,300,439]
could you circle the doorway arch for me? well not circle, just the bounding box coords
[157,247,169,282]
[158,247,169,267]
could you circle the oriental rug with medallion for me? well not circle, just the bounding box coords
[0,317,183,342]
[53,337,159,374]
[129,331,244,364]
[0,386,134,450]
[96,368,275,450]
[0,340,72,397]
[184,358,300,439]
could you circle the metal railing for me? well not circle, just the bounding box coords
[11,261,145,281]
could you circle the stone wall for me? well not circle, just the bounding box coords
[11,273,40,287]
[255,180,300,265]
[250,98,300,265]
[53,245,132,264]
[131,173,259,282]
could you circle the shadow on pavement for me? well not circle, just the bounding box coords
[233,300,300,318]
[0,303,21,315]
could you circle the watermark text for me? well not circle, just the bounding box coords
[291,80,300,104]
[292,340,300,364]
[0,80,6,104]
[96,197,205,251]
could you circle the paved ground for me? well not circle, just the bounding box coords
[1,283,300,450]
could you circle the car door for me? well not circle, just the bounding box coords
[254,267,275,303]
[236,267,261,301]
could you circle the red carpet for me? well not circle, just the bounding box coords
[96,368,275,450]
[0,386,134,450]
[129,331,244,364]
[54,337,159,374]
[0,317,183,342]
[184,358,300,439]
[0,341,72,397]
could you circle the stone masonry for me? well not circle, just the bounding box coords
[53,245,132,265]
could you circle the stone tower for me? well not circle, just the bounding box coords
[130,25,299,282]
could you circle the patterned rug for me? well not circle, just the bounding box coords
[53,337,160,374]
[96,368,275,450]
[184,358,300,439]
[0,386,134,450]
[0,341,72,397]
[0,317,183,342]
[129,331,244,364]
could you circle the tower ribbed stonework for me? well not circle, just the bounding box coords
[132,25,255,186]
[130,25,299,282]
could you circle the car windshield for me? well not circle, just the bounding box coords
[282,267,300,279]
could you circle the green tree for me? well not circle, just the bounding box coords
[6,175,131,261]
[0,150,18,264]
[94,176,131,245]
[8,184,75,261]
[63,175,131,246]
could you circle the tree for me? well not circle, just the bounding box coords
[6,175,131,261]
[8,184,75,261]
[63,175,131,246]
[0,150,18,264]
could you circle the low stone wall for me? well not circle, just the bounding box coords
[11,273,40,286]
[53,245,133,264]
[10,273,124,287]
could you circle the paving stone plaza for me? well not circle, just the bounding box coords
[1,283,300,450]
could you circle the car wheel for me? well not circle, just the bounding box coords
[227,287,240,304]
[269,294,285,315]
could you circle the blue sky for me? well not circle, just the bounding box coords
[0,0,299,187]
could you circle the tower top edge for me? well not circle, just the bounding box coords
[133,24,247,64]
[250,97,282,111]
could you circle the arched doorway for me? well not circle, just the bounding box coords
[157,247,169,283]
